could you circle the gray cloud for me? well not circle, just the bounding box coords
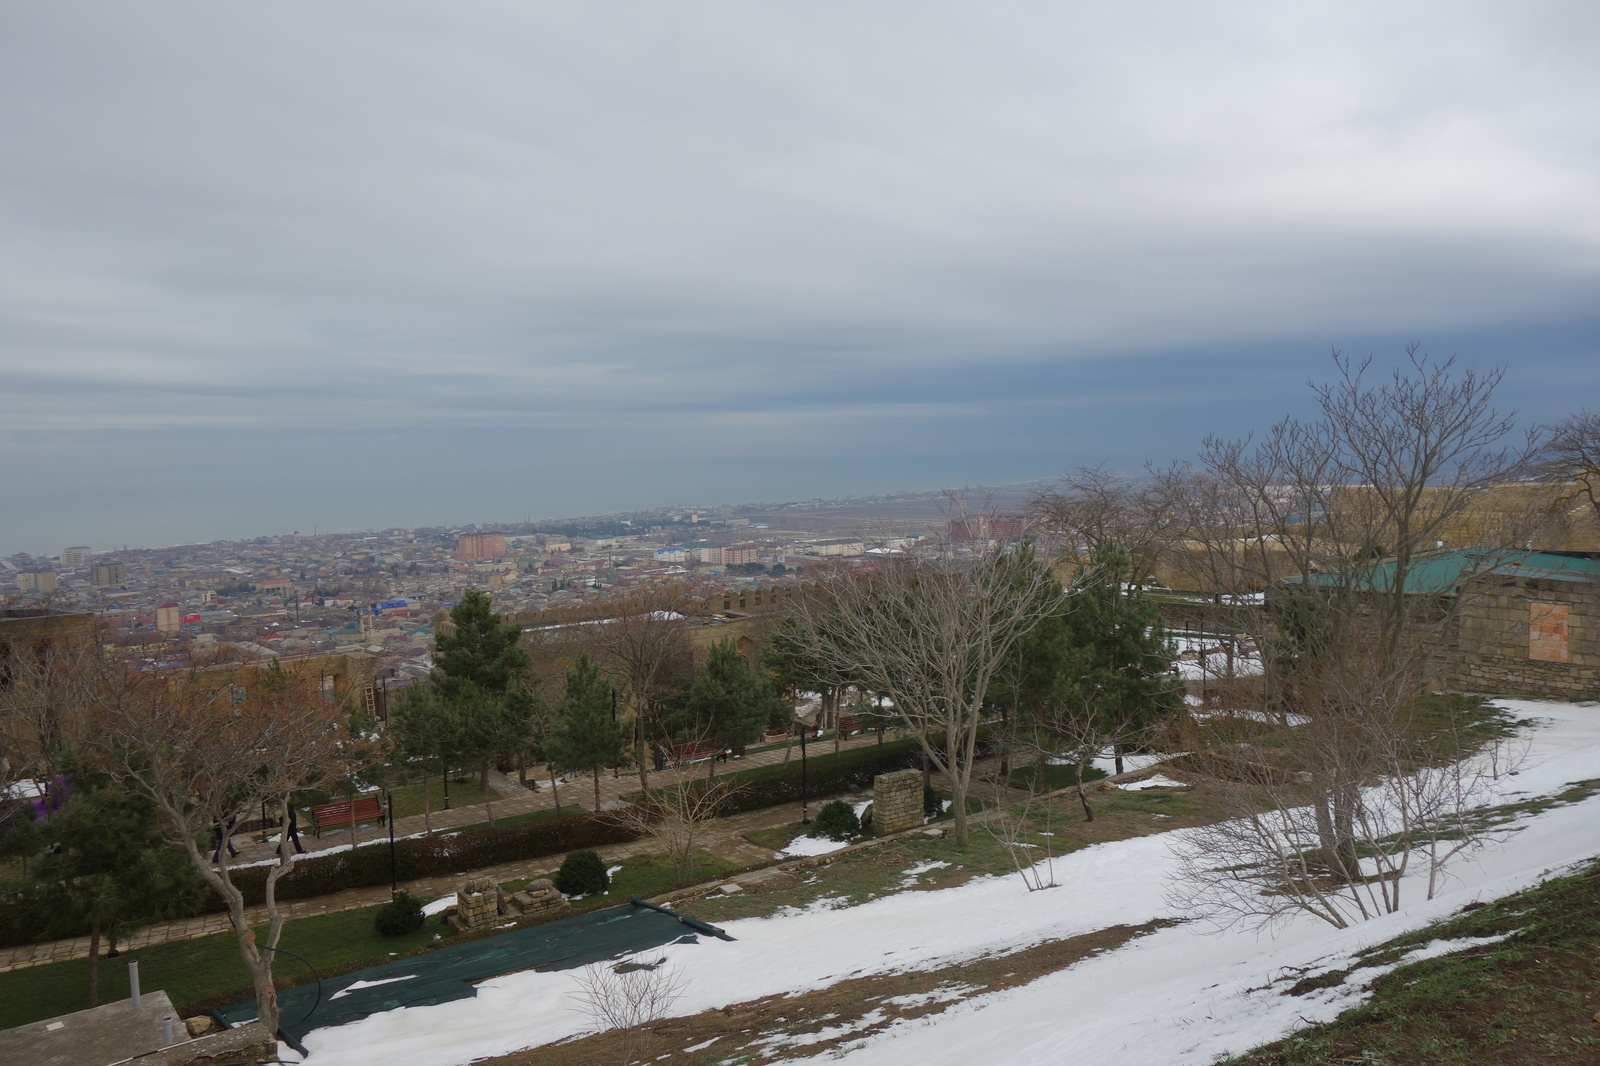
[2,2,1598,548]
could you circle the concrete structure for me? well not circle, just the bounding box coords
[89,562,125,588]
[1445,561,1600,700]
[59,547,91,568]
[806,538,865,557]
[873,769,924,835]
[17,571,58,593]
[455,531,507,561]
[0,989,194,1066]
[154,601,182,636]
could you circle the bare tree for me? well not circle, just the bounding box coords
[0,627,101,788]
[89,657,383,1038]
[1163,349,1536,926]
[569,955,687,1065]
[793,518,1066,846]
[1032,464,1169,588]
[587,585,699,794]
[1543,408,1600,525]
[608,772,743,882]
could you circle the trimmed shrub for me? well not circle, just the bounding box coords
[554,849,610,896]
[808,800,860,842]
[373,891,425,937]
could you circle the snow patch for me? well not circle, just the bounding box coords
[332,975,419,1000]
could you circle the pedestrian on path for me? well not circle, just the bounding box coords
[211,814,240,863]
[284,802,305,855]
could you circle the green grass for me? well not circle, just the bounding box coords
[1005,762,1108,793]
[0,849,744,1031]
[1224,855,1600,1065]
[745,822,810,852]
[424,804,589,835]
[384,777,506,821]
[0,900,446,1030]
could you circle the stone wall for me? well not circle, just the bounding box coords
[873,769,923,835]
[1443,575,1600,701]
[453,877,501,931]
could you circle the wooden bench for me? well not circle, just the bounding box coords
[310,794,386,837]
[670,741,721,765]
[837,716,863,735]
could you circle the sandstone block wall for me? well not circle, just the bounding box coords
[873,769,923,835]
[1443,575,1599,701]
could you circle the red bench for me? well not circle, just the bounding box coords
[310,794,386,837]
[837,716,863,735]
[670,741,721,765]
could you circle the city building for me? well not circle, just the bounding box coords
[17,571,58,593]
[60,546,91,567]
[90,562,126,588]
[154,601,182,636]
[455,531,507,561]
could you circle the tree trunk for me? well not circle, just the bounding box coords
[479,762,489,797]
[349,796,357,848]
[1074,757,1096,822]
[636,712,651,795]
[782,727,794,765]
[550,768,561,814]
[442,770,451,810]
[422,773,432,835]
[1034,750,1048,794]
[592,768,601,811]
[483,764,495,827]
[87,918,101,1006]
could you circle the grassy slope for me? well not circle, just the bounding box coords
[0,849,739,1030]
[1225,856,1600,1066]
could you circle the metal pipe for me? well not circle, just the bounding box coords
[128,960,141,1008]
[161,1015,175,1046]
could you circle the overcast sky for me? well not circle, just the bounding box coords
[3,2,1597,554]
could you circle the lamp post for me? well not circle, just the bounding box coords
[385,789,397,896]
[799,722,810,825]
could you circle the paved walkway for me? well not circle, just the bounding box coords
[0,731,896,973]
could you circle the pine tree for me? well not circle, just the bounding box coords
[388,684,464,831]
[549,654,631,810]
[682,641,784,780]
[36,787,202,1005]
[433,588,531,700]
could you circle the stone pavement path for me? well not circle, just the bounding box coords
[0,731,898,973]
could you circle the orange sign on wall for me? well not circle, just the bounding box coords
[1528,602,1570,663]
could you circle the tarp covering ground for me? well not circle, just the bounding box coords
[216,901,729,1049]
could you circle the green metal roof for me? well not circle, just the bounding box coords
[1293,548,1600,595]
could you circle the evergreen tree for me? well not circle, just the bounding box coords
[36,787,203,1005]
[682,641,784,780]
[1017,544,1184,768]
[549,654,631,809]
[388,683,464,830]
[432,588,531,700]
[431,588,534,802]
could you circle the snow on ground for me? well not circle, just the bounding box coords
[299,700,1600,1066]
[781,835,851,858]
[420,894,456,918]
[1117,773,1188,791]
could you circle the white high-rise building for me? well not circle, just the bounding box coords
[60,546,91,567]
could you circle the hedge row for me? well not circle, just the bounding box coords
[0,812,640,949]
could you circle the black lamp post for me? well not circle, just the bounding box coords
[799,722,810,825]
[385,788,397,896]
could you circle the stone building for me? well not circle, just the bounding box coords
[1443,552,1600,701]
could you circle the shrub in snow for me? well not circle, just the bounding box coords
[923,787,944,820]
[808,800,860,842]
[374,891,425,937]
[556,849,610,896]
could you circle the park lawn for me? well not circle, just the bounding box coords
[745,822,811,852]
[1005,762,1107,793]
[0,901,445,1031]
[0,849,743,1031]
[384,776,506,821]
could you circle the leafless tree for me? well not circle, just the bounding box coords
[586,584,699,794]
[1032,464,1169,587]
[0,627,101,788]
[88,657,384,1037]
[1162,349,1537,926]
[977,780,1060,892]
[1542,408,1600,525]
[793,511,1066,846]
[607,773,743,882]
[569,955,687,1065]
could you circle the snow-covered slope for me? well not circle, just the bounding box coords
[298,700,1600,1066]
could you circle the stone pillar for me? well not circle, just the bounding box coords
[451,876,501,932]
[873,769,923,835]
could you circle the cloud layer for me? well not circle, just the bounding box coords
[2,2,1598,548]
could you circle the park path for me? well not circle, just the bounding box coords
[0,729,897,973]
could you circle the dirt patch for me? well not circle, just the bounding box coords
[480,919,1178,1066]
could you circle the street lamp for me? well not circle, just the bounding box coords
[799,721,810,825]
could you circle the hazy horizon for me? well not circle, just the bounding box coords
[5,4,1597,554]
